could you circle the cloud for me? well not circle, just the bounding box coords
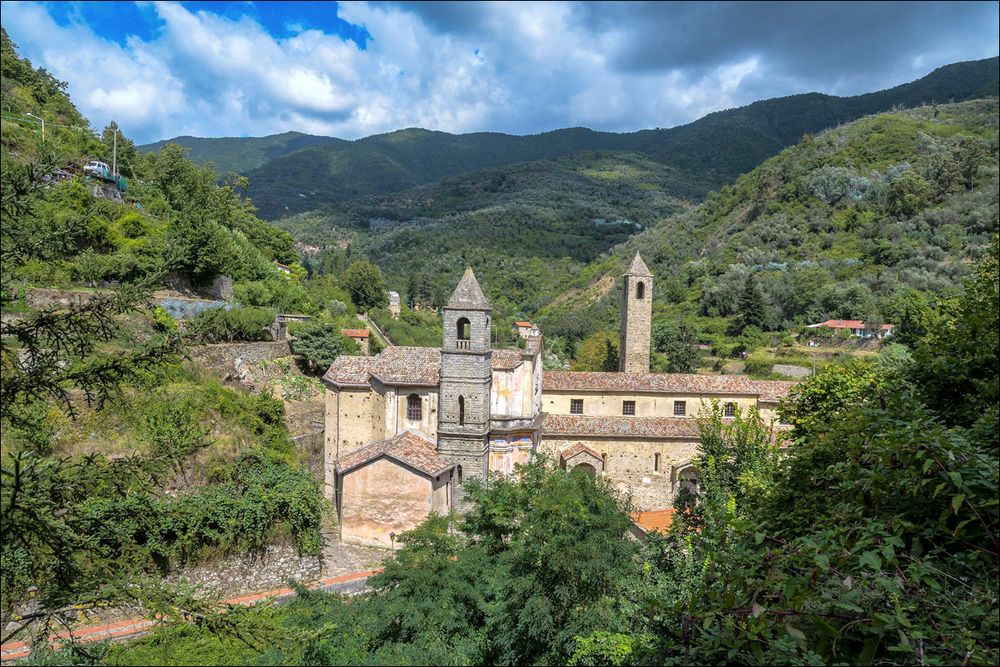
[1,1,997,143]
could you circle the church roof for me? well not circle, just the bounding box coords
[543,371,758,395]
[371,346,441,386]
[630,509,676,534]
[490,348,525,370]
[752,380,799,403]
[624,252,652,277]
[324,346,526,388]
[323,356,374,387]
[336,431,454,477]
[544,414,702,439]
[446,267,490,310]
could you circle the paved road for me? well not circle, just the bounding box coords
[0,569,381,663]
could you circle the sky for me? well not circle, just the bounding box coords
[2,1,998,144]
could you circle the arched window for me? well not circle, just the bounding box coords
[407,394,422,421]
[636,281,645,300]
[457,317,471,340]
[676,464,701,495]
[458,395,465,425]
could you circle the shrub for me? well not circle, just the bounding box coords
[185,306,276,343]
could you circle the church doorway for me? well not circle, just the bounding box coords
[571,462,597,478]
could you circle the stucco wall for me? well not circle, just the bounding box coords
[340,458,444,548]
[540,435,700,511]
[385,385,439,439]
[542,390,758,419]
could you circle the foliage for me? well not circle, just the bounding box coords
[290,322,359,373]
[342,259,388,313]
[572,329,620,371]
[183,306,276,343]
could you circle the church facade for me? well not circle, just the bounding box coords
[323,256,794,547]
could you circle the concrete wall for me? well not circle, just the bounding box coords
[540,435,700,511]
[543,390,758,419]
[339,458,449,547]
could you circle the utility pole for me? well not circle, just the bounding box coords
[26,112,44,142]
[112,126,118,175]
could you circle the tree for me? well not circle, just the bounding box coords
[343,260,388,313]
[652,320,699,373]
[291,322,359,373]
[572,330,619,371]
[735,274,766,333]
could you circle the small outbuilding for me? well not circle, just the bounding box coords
[336,431,454,547]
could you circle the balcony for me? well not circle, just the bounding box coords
[456,339,471,350]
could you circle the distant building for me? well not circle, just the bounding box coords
[388,291,401,319]
[512,321,539,339]
[274,261,293,278]
[806,319,895,339]
[340,328,371,355]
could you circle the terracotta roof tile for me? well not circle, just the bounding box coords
[371,347,440,386]
[753,380,799,403]
[340,328,370,338]
[514,321,533,327]
[545,414,702,439]
[808,319,894,330]
[491,348,525,370]
[631,509,675,534]
[336,431,454,477]
[543,371,757,395]
[323,356,374,387]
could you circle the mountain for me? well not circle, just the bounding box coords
[138,131,345,177]
[534,98,999,347]
[139,57,998,220]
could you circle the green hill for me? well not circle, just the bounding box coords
[141,57,998,219]
[138,131,345,177]
[536,98,999,352]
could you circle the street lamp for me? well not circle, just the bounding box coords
[389,531,396,552]
[25,112,44,142]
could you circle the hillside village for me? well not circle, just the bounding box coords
[1,11,998,667]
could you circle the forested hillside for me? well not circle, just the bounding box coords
[1,30,365,635]
[534,98,999,368]
[139,56,998,219]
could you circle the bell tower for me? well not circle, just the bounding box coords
[438,267,492,505]
[620,252,652,373]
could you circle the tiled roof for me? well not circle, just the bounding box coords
[753,380,799,403]
[625,252,652,276]
[491,348,525,370]
[340,328,370,338]
[371,346,441,386]
[631,509,675,534]
[543,371,757,395]
[545,414,702,439]
[560,442,603,462]
[514,321,533,327]
[336,431,454,477]
[808,319,894,330]
[323,356,374,387]
[325,345,531,388]
[446,267,490,310]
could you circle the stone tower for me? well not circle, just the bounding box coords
[438,267,492,504]
[620,252,652,373]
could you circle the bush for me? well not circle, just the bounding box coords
[291,322,359,373]
[184,306,276,343]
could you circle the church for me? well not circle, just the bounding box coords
[322,254,795,547]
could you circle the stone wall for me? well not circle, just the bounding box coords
[166,542,322,596]
[540,435,699,511]
[25,288,101,308]
[188,341,291,384]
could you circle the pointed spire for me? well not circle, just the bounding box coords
[624,252,652,277]
[447,266,490,310]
